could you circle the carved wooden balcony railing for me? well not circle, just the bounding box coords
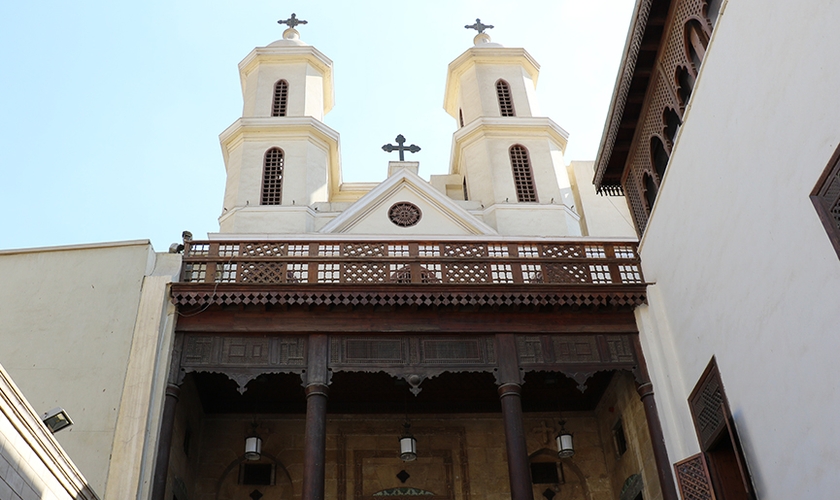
[172,240,646,308]
[178,240,643,285]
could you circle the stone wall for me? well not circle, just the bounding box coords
[167,371,660,500]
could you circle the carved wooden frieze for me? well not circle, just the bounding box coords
[330,336,496,368]
[517,334,637,366]
[181,334,305,369]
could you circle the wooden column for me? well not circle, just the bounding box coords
[633,337,679,500]
[302,334,330,500]
[150,383,180,500]
[496,334,534,500]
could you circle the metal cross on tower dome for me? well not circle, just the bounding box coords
[382,135,421,161]
[464,18,494,34]
[278,13,308,29]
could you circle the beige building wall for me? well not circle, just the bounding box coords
[0,363,98,500]
[0,241,180,497]
[634,0,840,497]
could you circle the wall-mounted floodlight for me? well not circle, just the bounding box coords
[42,407,73,433]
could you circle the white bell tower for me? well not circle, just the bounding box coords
[443,24,580,236]
[218,16,341,234]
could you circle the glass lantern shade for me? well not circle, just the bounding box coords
[400,435,417,461]
[245,436,262,461]
[556,432,574,458]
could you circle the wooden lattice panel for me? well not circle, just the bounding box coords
[689,361,726,450]
[443,243,486,258]
[240,262,285,283]
[541,244,584,259]
[674,454,715,500]
[543,264,589,284]
[343,263,388,283]
[343,243,386,257]
[622,0,714,234]
[242,243,287,257]
[812,147,840,257]
[446,263,489,283]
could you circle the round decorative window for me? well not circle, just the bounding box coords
[388,202,422,227]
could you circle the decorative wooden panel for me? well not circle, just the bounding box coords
[688,359,727,450]
[516,335,637,367]
[674,454,715,500]
[180,335,305,369]
[329,337,496,368]
[811,144,840,258]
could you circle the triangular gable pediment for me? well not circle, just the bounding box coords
[320,169,497,235]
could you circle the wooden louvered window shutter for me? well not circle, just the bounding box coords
[496,80,515,117]
[811,145,840,258]
[674,454,716,500]
[261,148,284,205]
[509,145,537,202]
[687,358,756,500]
[272,80,289,117]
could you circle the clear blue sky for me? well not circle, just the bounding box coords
[0,1,635,251]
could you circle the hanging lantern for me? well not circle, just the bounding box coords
[556,420,574,458]
[245,423,262,461]
[399,422,417,462]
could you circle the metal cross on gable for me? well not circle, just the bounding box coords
[465,18,494,34]
[278,13,308,29]
[382,134,421,161]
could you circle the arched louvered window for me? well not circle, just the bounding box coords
[676,66,695,109]
[685,20,709,75]
[459,109,465,127]
[272,80,289,117]
[651,136,669,182]
[496,80,515,117]
[261,148,284,205]
[509,145,537,202]
[704,0,723,28]
[664,107,682,146]
[643,172,658,211]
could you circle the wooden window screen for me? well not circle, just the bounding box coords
[688,357,757,499]
[674,454,715,500]
[811,144,840,258]
[509,145,537,202]
[496,80,515,117]
[261,148,284,205]
[272,80,288,117]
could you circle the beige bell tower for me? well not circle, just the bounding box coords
[218,15,341,234]
[443,23,580,236]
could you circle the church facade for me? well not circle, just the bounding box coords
[3,1,840,499]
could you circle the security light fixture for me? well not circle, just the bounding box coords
[556,420,574,458]
[42,407,73,433]
[399,422,417,462]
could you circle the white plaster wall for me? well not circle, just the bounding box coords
[0,241,155,493]
[461,134,567,206]
[219,206,315,234]
[484,204,580,237]
[567,161,636,238]
[222,135,330,210]
[636,1,840,497]
[337,184,477,236]
[242,62,325,120]
[0,364,98,500]
[473,64,536,117]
